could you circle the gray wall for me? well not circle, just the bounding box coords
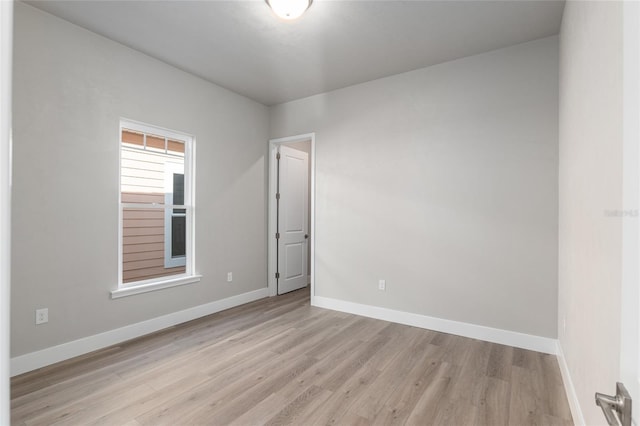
[558,1,623,424]
[270,36,559,338]
[11,3,269,356]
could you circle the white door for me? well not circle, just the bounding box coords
[277,146,309,294]
[620,2,640,422]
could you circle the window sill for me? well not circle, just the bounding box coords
[111,275,202,299]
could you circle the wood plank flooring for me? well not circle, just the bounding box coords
[11,288,573,425]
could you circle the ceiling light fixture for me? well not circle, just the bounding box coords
[266,0,313,20]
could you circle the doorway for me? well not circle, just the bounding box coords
[268,133,315,297]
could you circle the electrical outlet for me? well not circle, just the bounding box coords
[35,308,48,325]
[227,272,233,282]
[378,279,386,291]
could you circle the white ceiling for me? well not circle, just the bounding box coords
[25,0,565,106]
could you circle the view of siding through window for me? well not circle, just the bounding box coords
[121,129,186,284]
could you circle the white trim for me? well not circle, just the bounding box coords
[556,342,586,426]
[268,144,279,297]
[187,138,196,278]
[312,296,558,354]
[0,0,12,423]
[110,274,202,299]
[11,288,269,376]
[268,133,315,298]
[118,121,124,287]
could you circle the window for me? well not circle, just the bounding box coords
[117,119,197,294]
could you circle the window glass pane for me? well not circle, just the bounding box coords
[122,129,143,146]
[146,134,165,151]
[121,146,167,205]
[122,207,187,283]
[173,173,186,214]
[167,139,185,154]
[121,140,184,206]
[173,173,184,205]
[171,216,186,257]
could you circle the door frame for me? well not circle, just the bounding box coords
[0,0,12,423]
[268,133,315,299]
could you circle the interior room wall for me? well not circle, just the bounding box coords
[11,3,269,357]
[270,36,559,338]
[558,1,624,424]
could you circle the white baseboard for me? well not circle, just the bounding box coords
[556,341,586,426]
[11,287,269,377]
[312,295,557,354]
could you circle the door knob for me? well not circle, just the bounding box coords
[595,382,632,426]
[304,234,309,239]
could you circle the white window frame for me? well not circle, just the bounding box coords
[112,118,199,299]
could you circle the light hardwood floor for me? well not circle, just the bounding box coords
[11,288,573,426]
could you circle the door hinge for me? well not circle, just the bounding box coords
[275,272,280,279]
[276,152,281,160]
[276,232,280,239]
[276,193,280,200]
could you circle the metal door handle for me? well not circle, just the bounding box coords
[595,382,632,426]
[304,234,308,239]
